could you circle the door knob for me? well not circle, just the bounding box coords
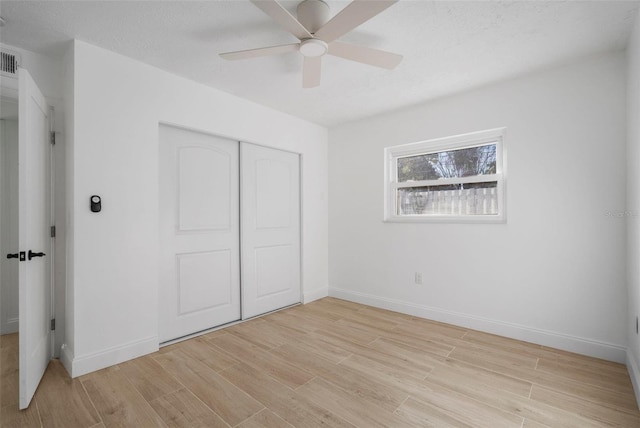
[28,250,46,260]
[6,252,25,261]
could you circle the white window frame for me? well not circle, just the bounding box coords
[384,128,506,223]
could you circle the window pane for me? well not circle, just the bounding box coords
[397,144,496,182]
[396,181,498,215]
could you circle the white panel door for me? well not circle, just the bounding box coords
[18,68,51,409]
[159,125,240,342]
[241,143,300,319]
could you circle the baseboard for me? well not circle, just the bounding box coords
[60,343,74,377]
[69,336,159,377]
[303,286,328,304]
[329,287,627,363]
[627,349,640,409]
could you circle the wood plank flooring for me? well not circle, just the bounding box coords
[1,297,639,427]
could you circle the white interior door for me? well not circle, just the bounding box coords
[241,143,300,319]
[18,68,51,409]
[159,125,241,342]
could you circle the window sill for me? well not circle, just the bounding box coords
[383,214,506,224]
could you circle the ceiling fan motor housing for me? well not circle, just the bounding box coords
[297,0,330,33]
[220,0,403,88]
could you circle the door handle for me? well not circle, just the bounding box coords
[6,251,26,261]
[28,250,46,261]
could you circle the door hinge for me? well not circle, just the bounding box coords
[50,131,55,145]
[50,225,56,238]
[50,319,55,331]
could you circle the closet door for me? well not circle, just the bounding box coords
[159,125,240,342]
[241,143,301,319]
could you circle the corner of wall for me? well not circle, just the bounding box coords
[62,40,75,357]
[627,6,640,408]
[628,349,640,409]
[69,336,158,378]
[303,286,329,304]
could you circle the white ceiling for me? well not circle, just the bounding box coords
[0,0,638,127]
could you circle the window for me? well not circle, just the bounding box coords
[384,128,506,223]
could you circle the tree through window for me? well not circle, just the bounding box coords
[398,144,496,182]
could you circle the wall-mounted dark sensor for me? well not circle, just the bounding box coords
[90,195,102,212]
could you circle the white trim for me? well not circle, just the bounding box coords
[59,344,74,377]
[385,211,505,224]
[303,286,328,303]
[395,174,500,189]
[329,287,627,363]
[68,336,158,377]
[387,128,506,156]
[627,349,640,409]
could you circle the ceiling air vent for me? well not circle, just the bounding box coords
[0,49,20,78]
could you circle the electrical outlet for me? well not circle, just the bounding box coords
[414,272,423,285]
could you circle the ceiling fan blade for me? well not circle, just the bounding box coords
[219,43,300,61]
[250,0,313,41]
[303,56,321,88]
[328,40,402,69]
[314,0,398,43]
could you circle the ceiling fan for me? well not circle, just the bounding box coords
[219,0,403,88]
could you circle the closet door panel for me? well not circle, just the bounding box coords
[241,143,301,319]
[159,125,240,342]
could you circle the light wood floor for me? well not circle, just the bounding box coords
[1,297,639,427]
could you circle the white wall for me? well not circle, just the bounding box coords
[0,118,19,334]
[63,40,328,376]
[626,8,640,405]
[329,52,628,362]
